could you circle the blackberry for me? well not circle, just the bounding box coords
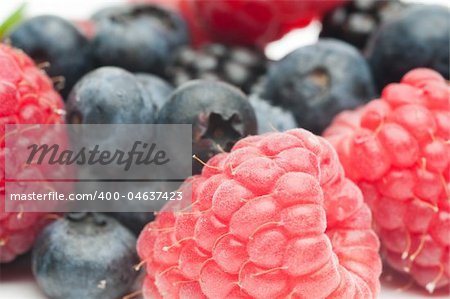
[167,43,267,93]
[320,0,407,50]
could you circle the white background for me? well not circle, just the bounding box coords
[0,0,449,298]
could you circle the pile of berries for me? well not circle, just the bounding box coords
[0,0,449,298]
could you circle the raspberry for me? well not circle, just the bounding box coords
[184,0,348,47]
[324,68,450,293]
[0,44,65,263]
[137,129,381,298]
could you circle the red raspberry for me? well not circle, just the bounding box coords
[0,44,65,263]
[132,0,347,47]
[187,0,348,47]
[137,129,381,298]
[324,68,450,293]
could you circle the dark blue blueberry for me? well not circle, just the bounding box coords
[91,4,189,75]
[366,5,450,90]
[262,39,375,134]
[249,95,297,134]
[65,67,156,124]
[7,15,93,99]
[135,73,174,112]
[157,80,257,173]
[32,213,138,299]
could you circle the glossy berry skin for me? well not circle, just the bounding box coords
[66,67,157,124]
[186,0,348,47]
[366,5,450,91]
[135,73,174,112]
[32,213,138,299]
[167,44,267,94]
[249,95,297,134]
[324,69,450,293]
[263,39,375,134]
[320,0,407,50]
[0,44,65,263]
[137,129,381,298]
[92,4,189,75]
[157,80,257,174]
[7,15,94,98]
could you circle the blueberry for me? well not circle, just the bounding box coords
[157,80,257,173]
[7,15,93,99]
[108,212,155,235]
[32,213,138,299]
[366,5,450,90]
[92,4,189,75]
[66,67,156,124]
[135,73,174,112]
[249,95,297,134]
[262,39,375,134]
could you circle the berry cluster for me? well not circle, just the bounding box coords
[0,0,448,298]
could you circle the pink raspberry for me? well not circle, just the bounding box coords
[137,129,381,298]
[324,68,450,293]
[0,44,65,263]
